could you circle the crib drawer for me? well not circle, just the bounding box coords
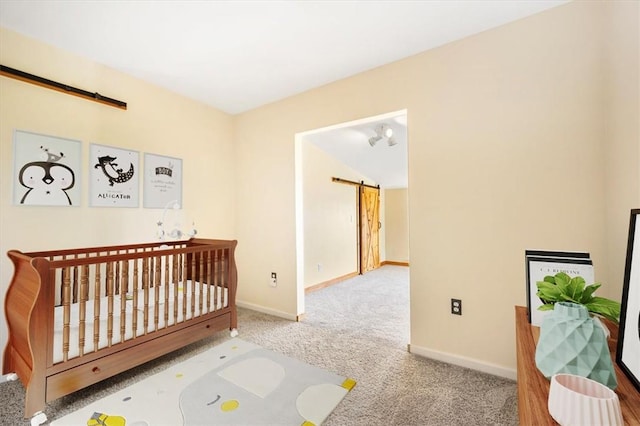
[46,312,232,402]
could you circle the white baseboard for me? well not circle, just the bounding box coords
[236,300,298,321]
[409,344,516,381]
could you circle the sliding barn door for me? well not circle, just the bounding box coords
[360,186,380,274]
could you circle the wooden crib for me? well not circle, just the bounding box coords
[2,237,238,422]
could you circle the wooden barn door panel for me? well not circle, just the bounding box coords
[360,186,380,274]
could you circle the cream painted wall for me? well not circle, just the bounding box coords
[234,1,638,374]
[302,142,368,288]
[407,1,610,372]
[0,29,236,353]
[384,188,409,263]
[602,0,640,299]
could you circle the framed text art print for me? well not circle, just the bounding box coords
[13,130,81,206]
[617,209,640,392]
[89,143,139,207]
[143,153,182,208]
[525,250,594,326]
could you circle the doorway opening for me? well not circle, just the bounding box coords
[294,110,410,345]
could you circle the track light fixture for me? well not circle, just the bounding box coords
[368,124,395,147]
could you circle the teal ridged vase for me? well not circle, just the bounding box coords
[534,301,617,390]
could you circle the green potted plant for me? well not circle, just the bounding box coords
[534,271,621,390]
[536,272,621,324]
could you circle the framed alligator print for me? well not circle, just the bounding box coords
[89,143,139,207]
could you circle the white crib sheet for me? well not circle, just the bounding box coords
[53,280,228,363]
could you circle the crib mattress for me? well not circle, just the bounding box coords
[53,280,228,363]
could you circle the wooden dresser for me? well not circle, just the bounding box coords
[515,305,640,425]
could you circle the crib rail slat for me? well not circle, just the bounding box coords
[72,265,79,304]
[107,262,114,347]
[197,256,201,312]
[143,258,150,334]
[206,251,212,313]
[226,249,230,305]
[62,266,71,362]
[164,254,170,326]
[45,240,236,367]
[79,265,88,357]
[190,254,196,318]
[154,256,161,331]
[119,261,127,344]
[173,255,179,322]
[58,255,65,304]
[122,259,129,296]
[132,258,139,338]
[217,250,224,307]
[115,259,120,296]
[93,264,101,352]
[181,254,187,321]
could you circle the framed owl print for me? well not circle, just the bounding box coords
[89,143,140,207]
[13,130,82,207]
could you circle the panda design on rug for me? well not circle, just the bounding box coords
[19,146,75,205]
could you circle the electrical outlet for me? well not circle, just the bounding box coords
[451,298,462,315]
[270,272,277,287]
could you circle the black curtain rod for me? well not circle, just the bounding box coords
[0,65,127,110]
[332,177,379,190]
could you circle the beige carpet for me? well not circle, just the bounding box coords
[1,265,518,425]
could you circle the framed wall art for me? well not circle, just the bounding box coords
[525,250,594,326]
[617,209,640,392]
[13,130,82,206]
[143,153,182,208]
[89,143,139,207]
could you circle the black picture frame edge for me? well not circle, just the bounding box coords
[525,250,590,259]
[525,254,593,324]
[615,208,640,392]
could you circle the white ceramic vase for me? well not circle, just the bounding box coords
[548,373,623,426]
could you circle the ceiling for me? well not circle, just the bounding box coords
[0,0,568,188]
[303,111,409,188]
